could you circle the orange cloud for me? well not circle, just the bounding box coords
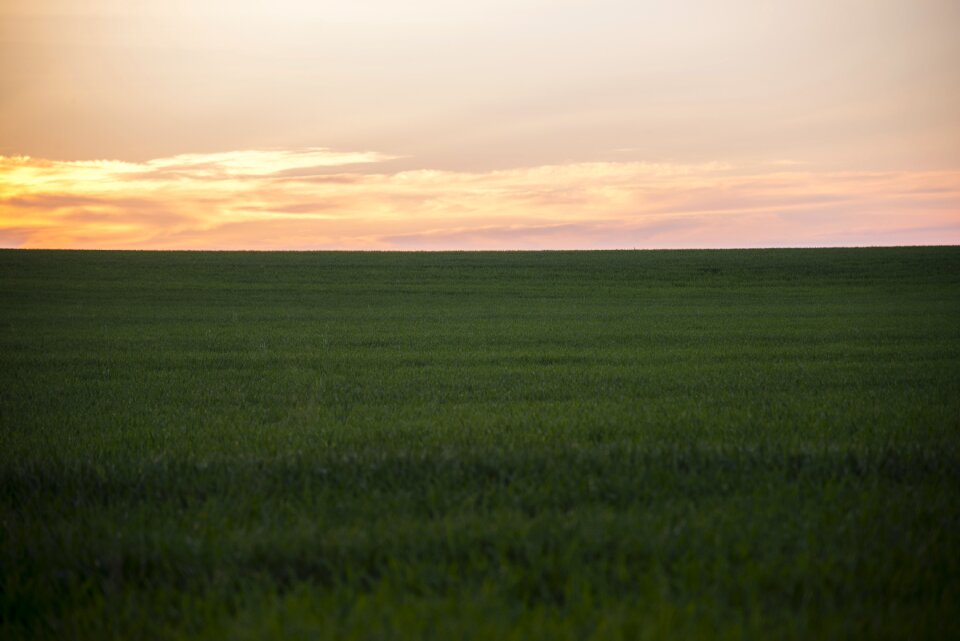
[1,149,958,250]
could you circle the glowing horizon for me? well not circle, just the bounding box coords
[4,149,958,250]
[1,1,959,250]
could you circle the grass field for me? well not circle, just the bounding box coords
[2,247,959,639]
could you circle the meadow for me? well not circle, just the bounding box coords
[1,247,959,640]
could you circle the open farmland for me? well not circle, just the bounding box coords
[1,247,959,639]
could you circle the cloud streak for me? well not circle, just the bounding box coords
[1,148,958,250]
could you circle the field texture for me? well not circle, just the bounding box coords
[2,247,959,640]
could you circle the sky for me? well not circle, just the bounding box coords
[1,0,959,250]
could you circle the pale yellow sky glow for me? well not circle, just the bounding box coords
[1,0,959,249]
[4,151,958,249]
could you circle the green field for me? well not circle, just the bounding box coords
[2,247,959,639]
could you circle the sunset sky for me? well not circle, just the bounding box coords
[2,0,959,249]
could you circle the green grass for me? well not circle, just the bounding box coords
[1,247,959,640]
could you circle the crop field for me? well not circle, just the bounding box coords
[1,247,959,639]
